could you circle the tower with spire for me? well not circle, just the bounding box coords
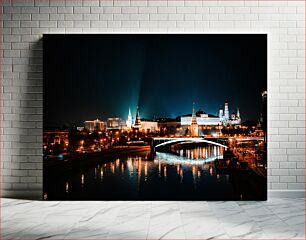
[224,100,229,121]
[219,106,224,121]
[134,106,142,128]
[236,108,241,120]
[126,107,132,128]
[190,102,199,137]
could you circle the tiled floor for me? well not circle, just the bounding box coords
[1,198,305,239]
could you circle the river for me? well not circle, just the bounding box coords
[44,144,265,200]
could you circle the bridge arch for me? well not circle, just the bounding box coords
[154,138,228,149]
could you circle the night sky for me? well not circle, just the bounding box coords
[44,34,267,127]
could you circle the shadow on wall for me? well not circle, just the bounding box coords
[3,39,43,200]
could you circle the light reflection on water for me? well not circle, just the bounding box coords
[45,145,240,200]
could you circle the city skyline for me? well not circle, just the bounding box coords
[86,99,241,122]
[44,34,267,127]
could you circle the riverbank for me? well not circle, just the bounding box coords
[44,146,151,174]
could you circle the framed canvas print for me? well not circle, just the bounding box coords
[43,34,267,200]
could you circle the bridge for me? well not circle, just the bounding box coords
[151,137,228,152]
[150,136,264,152]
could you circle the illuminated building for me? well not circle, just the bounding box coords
[129,106,159,132]
[190,103,199,137]
[84,119,105,132]
[43,130,69,145]
[261,90,267,143]
[181,100,241,127]
[141,120,159,132]
[133,106,142,129]
[126,107,133,129]
[43,130,69,154]
[224,100,229,120]
[107,117,126,130]
[157,118,180,134]
[230,108,241,125]
[181,111,221,126]
[219,107,224,121]
[220,101,241,125]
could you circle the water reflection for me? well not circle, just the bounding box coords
[65,181,69,193]
[81,174,84,186]
[172,144,223,163]
[45,144,241,200]
[100,168,103,181]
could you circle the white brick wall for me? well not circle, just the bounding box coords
[1,0,305,197]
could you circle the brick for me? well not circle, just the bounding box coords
[90,6,104,13]
[12,28,31,35]
[83,0,99,6]
[83,13,99,20]
[74,7,90,13]
[185,14,202,21]
[113,14,129,21]
[121,7,138,14]
[130,14,149,21]
[12,170,28,177]
[138,7,157,14]
[103,7,121,14]
[65,14,83,20]
[39,6,57,14]
[12,0,34,7]
[269,176,279,183]
[289,169,305,176]
[90,21,107,28]
[99,13,113,20]
[4,6,21,13]
[74,21,90,28]
[140,20,157,28]
[39,21,57,28]
[49,0,65,6]
[297,176,305,183]
[280,162,296,169]
[280,176,296,183]
[176,7,196,14]
[271,183,288,189]
[169,14,184,21]
[50,14,65,20]
[158,20,176,28]
[150,14,168,21]
[158,7,176,14]
[121,20,139,28]
[57,20,73,28]
[21,6,39,14]
[65,1,82,7]
[210,20,234,28]
[218,1,244,6]
[148,0,167,7]
[57,7,73,14]
[131,0,147,7]
[3,176,20,183]
[12,13,31,20]
[195,7,209,14]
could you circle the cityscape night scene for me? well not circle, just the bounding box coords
[43,34,267,200]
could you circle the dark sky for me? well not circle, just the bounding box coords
[44,34,267,127]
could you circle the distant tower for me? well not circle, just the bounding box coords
[236,108,240,119]
[236,108,241,124]
[224,100,229,121]
[126,107,132,128]
[219,107,224,121]
[190,102,198,137]
[134,106,141,128]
